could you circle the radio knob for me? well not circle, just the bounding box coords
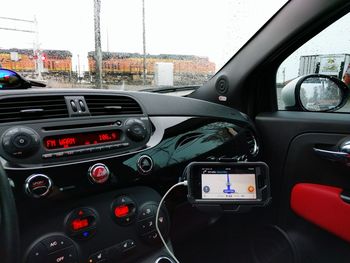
[2,127,40,158]
[125,119,147,142]
[88,163,110,184]
[24,174,53,198]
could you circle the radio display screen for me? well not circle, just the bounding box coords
[44,130,120,150]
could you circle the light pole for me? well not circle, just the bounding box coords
[94,0,103,89]
[77,54,81,82]
[142,0,146,86]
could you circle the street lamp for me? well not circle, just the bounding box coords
[142,0,146,86]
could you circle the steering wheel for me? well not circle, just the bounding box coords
[0,164,20,263]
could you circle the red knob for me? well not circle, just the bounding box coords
[88,163,110,184]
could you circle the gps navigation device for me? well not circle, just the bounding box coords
[185,162,270,211]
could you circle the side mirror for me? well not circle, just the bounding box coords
[281,74,349,112]
[0,69,31,89]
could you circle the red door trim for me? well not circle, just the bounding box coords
[291,183,350,242]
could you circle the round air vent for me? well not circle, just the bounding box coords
[215,75,229,95]
[245,130,259,157]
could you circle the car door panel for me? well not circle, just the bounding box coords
[256,111,350,262]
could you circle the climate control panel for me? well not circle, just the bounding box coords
[22,187,170,263]
[26,235,78,263]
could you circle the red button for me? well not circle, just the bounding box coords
[89,163,110,184]
[71,218,89,231]
[114,205,130,218]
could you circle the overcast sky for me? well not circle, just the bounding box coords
[1,0,287,72]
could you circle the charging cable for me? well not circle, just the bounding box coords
[156,181,188,263]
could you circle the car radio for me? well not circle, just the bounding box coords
[0,117,151,166]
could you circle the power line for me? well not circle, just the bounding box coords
[0,27,35,33]
[0,16,35,23]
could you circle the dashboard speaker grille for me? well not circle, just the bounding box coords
[0,95,69,123]
[85,95,142,116]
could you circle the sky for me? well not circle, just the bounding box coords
[0,0,287,72]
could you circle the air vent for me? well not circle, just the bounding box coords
[0,96,69,123]
[85,95,142,116]
[245,130,259,156]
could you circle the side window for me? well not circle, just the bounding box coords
[276,12,350,112]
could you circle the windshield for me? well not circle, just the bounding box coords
[0,0,286,91]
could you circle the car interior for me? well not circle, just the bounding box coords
[1,0,350,263]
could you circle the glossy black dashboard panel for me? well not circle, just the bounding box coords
[0,89,259,263]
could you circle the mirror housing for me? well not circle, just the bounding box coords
[0,69,31,90]
[281,74,349,112]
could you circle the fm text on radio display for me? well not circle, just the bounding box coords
[44,131,120,150]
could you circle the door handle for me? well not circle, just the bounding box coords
[313,148,350,163]
[313,139,350,165]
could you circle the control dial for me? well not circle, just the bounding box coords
[24,174,53,198]
[2,126,40,158]
[125,119,147,142]
[88,163,110,184]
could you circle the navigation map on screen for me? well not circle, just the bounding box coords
[201,170,256,199]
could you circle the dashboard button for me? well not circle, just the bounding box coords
[88,250,107,263]
[87,147,95,153]
[112,196,136,225]
[114,205,130,218]
[74,149,85,155]
[120,239,136,252]
[54,152,64,158]
[139,204,155,220]
[95,146,104,151]
[24,174,53,198]
[47,246,77,263]
[42,153,54,159]
[26,242,47,263]
[109,144,119,149]
[65,208,98,240]
[13,134,31,148]
[142,231,161,245]
[88,163,110,184]
[78,100,86,111]
[116,196,133,205]
[137,155,153,174]
[137,205,169,244]
[41,235,72,253]
[70,100,78,112]
[137,218,155,234]
[64,151,75,157]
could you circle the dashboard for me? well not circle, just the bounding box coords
[0,89,259,263]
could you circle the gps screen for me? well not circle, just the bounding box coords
[201,169,257,199]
